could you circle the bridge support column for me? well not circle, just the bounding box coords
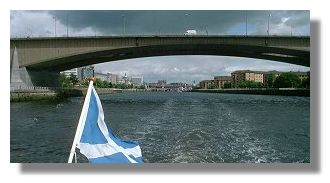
[26,69,60,87]
[10,47,60,88]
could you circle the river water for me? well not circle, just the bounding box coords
[10,92,310,163]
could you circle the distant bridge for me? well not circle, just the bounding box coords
[10,35,310,87]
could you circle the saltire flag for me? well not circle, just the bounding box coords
[68,81,143,163]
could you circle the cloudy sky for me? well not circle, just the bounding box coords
[10,10,310,83]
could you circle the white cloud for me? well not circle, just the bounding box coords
[11,11,54,37]
[11,10,310,37]
[10,11,99,37]
[10,11,310,84]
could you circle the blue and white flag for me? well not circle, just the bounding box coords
[71,82,143,163]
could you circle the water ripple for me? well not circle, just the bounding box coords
[11,92,310,163]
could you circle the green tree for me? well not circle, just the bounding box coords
[207,82,217,89]
[300,77,310,88]
[266,74,275,88]
[60,73,67,86]
[60,73,73,88]
[80,79,89,87]
[138,85,146,89]
[102,80,109,88]
[69,73,79,86]
[273,73,301,88]
[239,80,263,88]
[255,81,263,88]
[223,82,232,89]
[115,83,123,89]
[94,78,104,88]
[238,80,247,88]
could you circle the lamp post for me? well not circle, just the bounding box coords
[185,13,189,31]
[53,16,57,37]
[66,12,69,37]
[245,10,248,36]
[267,12,271,36]
[122,14,126,35]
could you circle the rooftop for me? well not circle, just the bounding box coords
[200,80,214,82]
[214,76,232,80]
[231,70,309,75]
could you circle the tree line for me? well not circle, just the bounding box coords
[60,73,145,89]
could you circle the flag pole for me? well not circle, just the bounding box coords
[68,77,95,163]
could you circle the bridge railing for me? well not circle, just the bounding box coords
[10,33,310,39]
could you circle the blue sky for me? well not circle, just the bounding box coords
[10,10,310,83]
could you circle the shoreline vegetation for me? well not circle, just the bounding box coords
[10,88,145,102]
[10,87,310,102]
[190,88,310,97]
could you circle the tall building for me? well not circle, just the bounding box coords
[122,73,127,83]
[158,80,166,86]
[107,72,118,84]
[131,76,143,86]
[61,68,78,77]
[77,66,94,80]
[94,72,108,81]
[214,76,231,88]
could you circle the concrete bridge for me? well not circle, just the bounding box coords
[10,35,310,87]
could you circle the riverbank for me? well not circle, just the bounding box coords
[10,91,58,102]
[10,88,147,102]
[11,87,310,102]
[190,88,310,97]
[10,89,82,102]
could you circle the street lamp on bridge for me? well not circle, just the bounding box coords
[245,10,248,36]
[185,13,190,31]
[53,16,57,37]
[66,12,69,37]
[267,12,271,36]
[122,14,126,35]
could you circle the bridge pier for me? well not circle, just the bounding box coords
[10,47,60,88]
[25,69,60,87]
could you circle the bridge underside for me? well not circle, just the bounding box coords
[24,44,310,71]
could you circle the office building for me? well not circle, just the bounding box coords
[95,72,108,81]
[77,66,94,80]
[131,76,143,86]
[107,73,119,84]
[61,68,78,77]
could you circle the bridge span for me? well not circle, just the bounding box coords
[10,35,310,87]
